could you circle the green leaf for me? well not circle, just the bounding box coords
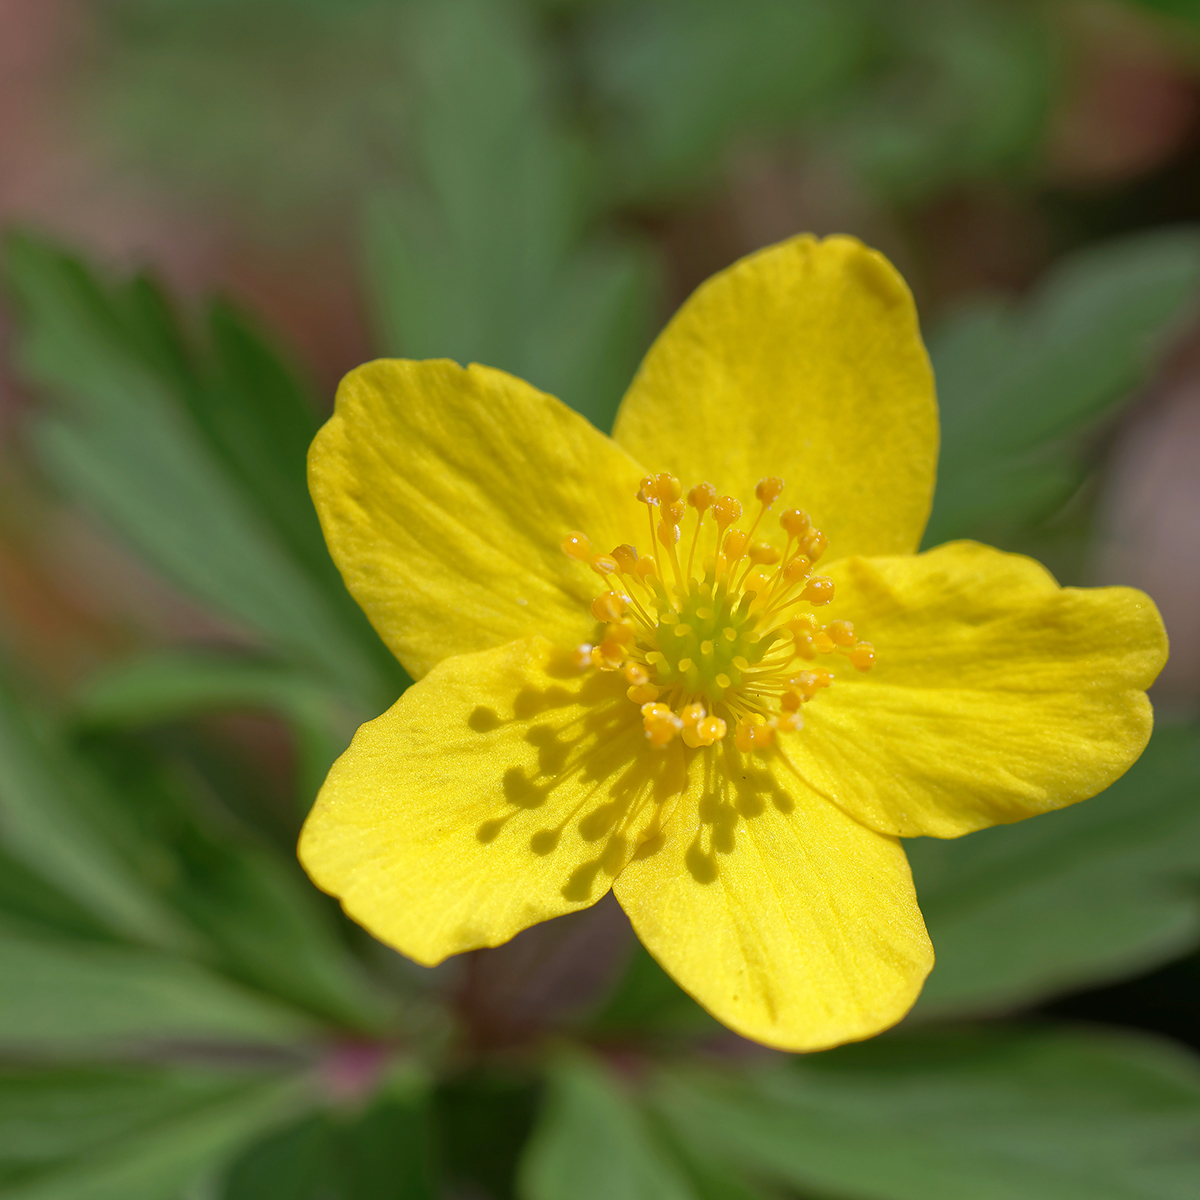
[926,228,1200,544]
[70,728,395,1032]
[587,0,868,200]
[588,944,718,1037]
[0,923,318,1051]
[1,234,399,712]
[654,1027,1200,1200]
[74,650,357,805]
[363,0,657,431]
[834,1,1054,203]
[221,1072,439,1200]
[519,1052,697,1200]
[908,721,1200,1016]
[0,1063,306,1200]
[0,673,191,951]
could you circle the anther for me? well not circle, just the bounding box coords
[803,576,835,605]
[828,620,855,647]
[654,473,682,505]
[635,556,658,580]
[623,661,649,686]
[688,481,717,511]
[780,508,811,537]
[611,544,639,573]
[573,644,593,671]
[562,532,592,561]
[734,720,775,753]
[591,592,628,622]
[802,530,829,561]
[848,641,876,671]
[657,521,681,547]
[749,541,780,565]
[591,554,618,576]
[723,529,749,561]
[711,495,743,529]
[755,477,785,506]
[781,555,811,584]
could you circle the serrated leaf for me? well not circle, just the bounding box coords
[74,650,357,804]
[69,726,394,1033]
[0,673,190,951]
[654,1027,1200,1200]
[0,923,318,1051]
[2,234,398,712]
[0,1063,306,1200]
[926,228,1200,543]
[907,721,1200,1016]
[519,1052,697,1200]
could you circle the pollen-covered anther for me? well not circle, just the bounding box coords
[591,591,629,622]
[749,541,780,566]
[780,508,811,537]
[723,529,749,562]
[596,623,633,668]
[591,553,619,577]
[828,620,856,647]
[642,702,684,747]
[688,481,717,512]
[734,720,775,753]
[802,530,829,562]
[710,495,743,529]
[803,575,835,606]
[611,544,639,573]
[755,476,785,506]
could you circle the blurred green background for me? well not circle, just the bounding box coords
[2,0,1200,1196]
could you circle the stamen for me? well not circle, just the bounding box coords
[564,473,874,756]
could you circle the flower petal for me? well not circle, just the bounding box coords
[777,541,1168,839]
[613,743,932,1052]
[299,637,684,965]
[311,359,649,679]
[612,235,937,558]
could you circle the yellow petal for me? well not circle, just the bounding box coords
[310,359,649,679]
[777,541,1169,839]
[299,637,684,965]
[612,235,937,558]
[613,743,932,1052]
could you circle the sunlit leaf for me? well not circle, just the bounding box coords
[2,234,401,712]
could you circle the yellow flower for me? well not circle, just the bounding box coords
[299,235,1167,1052]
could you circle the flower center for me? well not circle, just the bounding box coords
[563,473,875,754]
